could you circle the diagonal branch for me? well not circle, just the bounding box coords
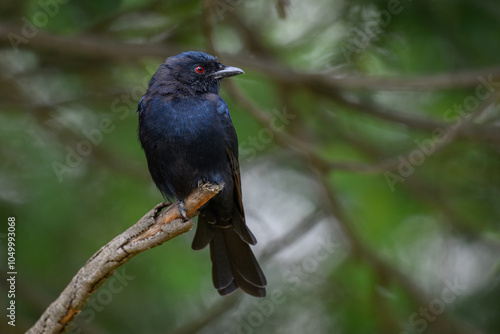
[27,183,223,334]
[310,86,500,143]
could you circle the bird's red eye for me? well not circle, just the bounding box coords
[195,66,204,74]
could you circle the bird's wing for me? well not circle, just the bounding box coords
[217,98,243,215]
[218,98,257,245]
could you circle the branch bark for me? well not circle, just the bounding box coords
[27,183,223,334]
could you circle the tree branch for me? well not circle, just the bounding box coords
[2,23,500,91]
[27,183,223,334]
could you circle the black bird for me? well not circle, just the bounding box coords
[137,51,267,297]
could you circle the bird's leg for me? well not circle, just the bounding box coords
[177,199,189,221]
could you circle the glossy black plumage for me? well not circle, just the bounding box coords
[137,51,266,297]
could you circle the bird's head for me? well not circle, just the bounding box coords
[152,51,244,95]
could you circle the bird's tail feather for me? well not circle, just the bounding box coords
[210,227,266,297]
[193,213,266,297]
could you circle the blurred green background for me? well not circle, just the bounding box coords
[1,0,500,333]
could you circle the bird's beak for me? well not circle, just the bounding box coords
[212,65,245,79]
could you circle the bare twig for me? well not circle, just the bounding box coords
[27,183,223,334]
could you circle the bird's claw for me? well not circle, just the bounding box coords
[177,200,189,221]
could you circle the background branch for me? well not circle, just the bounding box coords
[27,183,223,334]
[2,23,500,91]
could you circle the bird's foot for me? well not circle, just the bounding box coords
[177,200,189,221]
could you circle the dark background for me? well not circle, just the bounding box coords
[1,0,500,333]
